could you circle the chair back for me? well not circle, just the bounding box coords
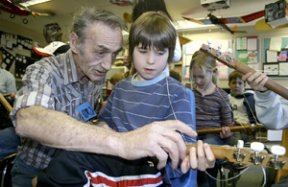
[0,153,16,187]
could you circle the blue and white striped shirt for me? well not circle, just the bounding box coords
[99,73,195,143]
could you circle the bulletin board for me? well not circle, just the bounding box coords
[0,47,15,71]
[263,36,288,77]
[235,36,260,66]
[14,54,35,79]
[0,30,40,90]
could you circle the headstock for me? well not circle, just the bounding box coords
[186,141,288,170]
[200,43,251,71]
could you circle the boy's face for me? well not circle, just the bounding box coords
[229,77,245,96]
[133,44,168,81]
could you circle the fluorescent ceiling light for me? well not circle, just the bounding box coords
[20,0,52,7]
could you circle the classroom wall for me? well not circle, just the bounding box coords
[2,18,288,89]
[0,19,46,46]
[181,25,288,88]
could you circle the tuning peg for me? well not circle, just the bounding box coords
[269,145,286,170]
[234,140,246,162]
[237,140,244,149]
[225,48,232,55]
[217,43,222,50]
[250,142,265,165]
[250,142,264,152]
[271,145,286,156]
[207,39,213,46]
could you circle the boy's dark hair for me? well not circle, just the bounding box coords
[132,0,172,22]
[129,11,176,63]
[169,70,181,82]
[228,70,244,83]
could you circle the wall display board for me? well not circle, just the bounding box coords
[0,30,37,89]
[0,31,33,50]
[235,36,260,72]
[182,40,232,80]
[0,47,15,71]
[14,54,35,79]
[263,37,288,76]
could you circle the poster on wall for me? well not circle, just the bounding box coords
[237,50,248,64]
[0,47,15,71]
[279,63,288,76]
[263,63,279,75]
[0,31,33,50]
[14,54,35,79]
[17,35,33,50]
[217,62,228,79]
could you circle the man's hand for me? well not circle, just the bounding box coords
[116,120,197,170]
[242,72,268,91]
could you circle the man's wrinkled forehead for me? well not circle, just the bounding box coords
[96,44,123,54]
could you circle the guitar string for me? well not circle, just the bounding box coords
[203,165,267,187]
[165,77,190,177]
[165,77,188,143]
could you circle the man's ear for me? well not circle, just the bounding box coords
[70,32,79,54]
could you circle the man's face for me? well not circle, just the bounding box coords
[72,22,123,82]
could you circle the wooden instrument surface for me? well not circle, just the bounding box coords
[276,129,288,182]
[196,122,265,135]
[0,93,13,113]
[186,143,288,171]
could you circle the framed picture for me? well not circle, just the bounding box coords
[263,63,279,76]
[279,62,288,76]
[278,48,288,62]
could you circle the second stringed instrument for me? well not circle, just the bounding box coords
[200,44,288,100]
[0,93,13,113]
[197,122,265,135]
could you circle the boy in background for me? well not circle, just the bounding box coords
[227,70,259,144]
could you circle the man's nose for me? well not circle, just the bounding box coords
[101,54,114,71]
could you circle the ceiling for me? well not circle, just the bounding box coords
[0,0,277,42]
